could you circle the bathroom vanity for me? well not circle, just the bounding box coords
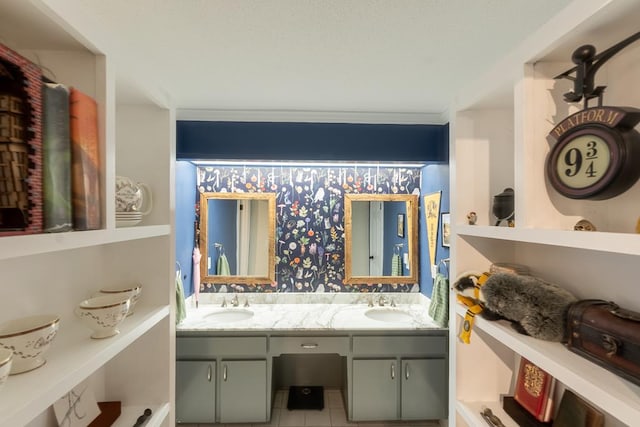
[176,294,448,424]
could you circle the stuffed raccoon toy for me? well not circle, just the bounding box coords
[454,272,577,342]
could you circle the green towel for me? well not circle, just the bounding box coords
[175,273,187,325]
[217,253,231,275]
[391,253,402,276]
[428,272,449,327]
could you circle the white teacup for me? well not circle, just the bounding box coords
[97,284,142,316]
[76,294,130,339]
[0,348,13,387]
[0,314,60,374]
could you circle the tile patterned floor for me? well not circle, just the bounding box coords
[181,389,442,427]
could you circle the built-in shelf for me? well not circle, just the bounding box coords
[0,225,170,261]
[454,305,640,426]
[457,400,518,427]
[457,225,640,256]
[0,305,169,427]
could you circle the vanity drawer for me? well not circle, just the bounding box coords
[352,335,447,356]
[270,336,349,356]
[177,336,268,358]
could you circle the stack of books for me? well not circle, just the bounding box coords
[43,82,101,232]
[1,41,101,236]
[503,358,605,427]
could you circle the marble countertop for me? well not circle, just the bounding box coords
[177,293,445,332]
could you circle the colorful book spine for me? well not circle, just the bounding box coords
[0,42,43,235]
[69,88,101,230]
[42,82,73,232]
[514,358,555,422]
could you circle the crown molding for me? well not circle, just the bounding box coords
[176,109,448,125]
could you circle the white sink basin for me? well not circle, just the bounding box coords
[205,308,254,322]
[364,308,413,323]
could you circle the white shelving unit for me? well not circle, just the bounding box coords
[0,1,175,426]
[449,0,640,426]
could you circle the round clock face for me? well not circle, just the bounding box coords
[554,133,611,190]
[547,126,623,199]
[547,107,640,200]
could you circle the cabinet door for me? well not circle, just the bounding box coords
[176,360,216,423]
[352,359,398,421]
[219,360,268,423]
[401,358,447,420]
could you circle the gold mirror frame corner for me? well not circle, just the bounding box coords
[199,191,276,285]
[344,193,419,285]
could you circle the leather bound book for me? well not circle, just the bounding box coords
[69,87,101,230]
[514,358,556,422]
[42,82,73,232]
[553,390,604,427]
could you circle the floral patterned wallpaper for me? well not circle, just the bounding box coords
[197,165,421,293]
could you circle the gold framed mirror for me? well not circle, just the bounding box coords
[199,192,276,284]
[344,193,419,284]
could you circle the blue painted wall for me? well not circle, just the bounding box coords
[177,121,448,162]
[175,161,197,298]
[419,161,450,298]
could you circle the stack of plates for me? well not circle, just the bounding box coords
[116,211,143,227]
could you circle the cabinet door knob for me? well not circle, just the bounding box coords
[207,364,212,382]
[223,365,228,381]
[390,362,395,380]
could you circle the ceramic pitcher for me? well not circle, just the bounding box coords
[115,176,153,214]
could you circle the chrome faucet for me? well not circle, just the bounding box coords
[231,294,239,307]
[378,295,388,306]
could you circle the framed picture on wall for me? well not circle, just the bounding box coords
[441,212,451,247]
[397,213,405,238]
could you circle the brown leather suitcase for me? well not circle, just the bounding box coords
[566,299,640,386]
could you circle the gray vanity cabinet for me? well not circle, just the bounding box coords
[352,358,398,420]
[176,336,269,424]
[350,334,448,422]
[219,360,268,423]
[401,358,447,420]
[176,360,216,423]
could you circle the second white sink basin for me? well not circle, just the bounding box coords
[364,308,413,323]
[205,308,254,322]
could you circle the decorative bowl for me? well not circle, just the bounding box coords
[0,314,60,374]
[76,294,130,339]
[97,284,142,316]
[0,348,12,387]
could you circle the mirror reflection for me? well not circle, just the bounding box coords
[344,194,418,284]
[199,192,276,284]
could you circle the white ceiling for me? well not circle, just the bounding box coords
[75,0,573,121]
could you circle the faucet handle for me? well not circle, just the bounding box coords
[368,297,374,307]
[378,295,388,306]
[221,297,227,307]
[244,297,250,307]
